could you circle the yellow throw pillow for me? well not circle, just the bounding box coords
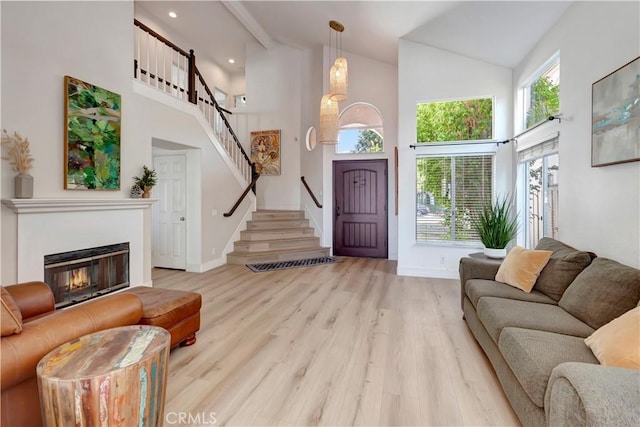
[1,286,23,336]
[585,306,640,369]
[495,246,553,292]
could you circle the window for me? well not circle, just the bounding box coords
[415,97,495,244]
[417,154,494,242]
[337,103,384,153]
[214,88,227,135]
[518,138,559,248]
[518,55,561,247]
[234,94,246,108]
[417,98,493,143]
[523,58,559,129]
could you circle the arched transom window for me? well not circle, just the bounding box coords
[337,102,384,154]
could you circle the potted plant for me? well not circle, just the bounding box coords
[1,129,34,199]
[473,195,519,258]
[133,165,157,198]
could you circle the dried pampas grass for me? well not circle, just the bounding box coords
[2,129,34,174]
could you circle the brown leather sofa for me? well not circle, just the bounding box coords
[1,282,144,427]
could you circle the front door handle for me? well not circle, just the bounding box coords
[179,217,185,221]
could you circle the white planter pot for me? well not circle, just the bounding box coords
[484,247,507,259]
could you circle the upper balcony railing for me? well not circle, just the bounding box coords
[133,19,256,188]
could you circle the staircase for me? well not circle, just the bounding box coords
[226,210,330,265]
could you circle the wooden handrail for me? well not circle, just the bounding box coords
[134,19,189,57]
[224,172,260,217]
[301,176,322,208]
[194,65,253,166]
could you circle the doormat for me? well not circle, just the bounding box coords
[246,256,340,272]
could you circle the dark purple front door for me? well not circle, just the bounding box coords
[333,159,388,258]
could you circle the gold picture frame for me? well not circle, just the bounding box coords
[250,129,281,176]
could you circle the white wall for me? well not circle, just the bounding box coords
[245,42,302,210]
[1,1,144,283]
[320,47,400,258]
[1,1,137,199]
[514,1,640,267]
[1,1,250,284]
[397,40,513,278]
[299,46,325,236]
[132,90,249,272]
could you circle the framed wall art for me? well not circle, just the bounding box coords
[250,129,281,175]
[64,76,121,189]
[592,56,640,167]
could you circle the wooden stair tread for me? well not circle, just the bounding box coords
[229,210,326,265]
[254,209,304,213]
[242,226,314,233]
[228,246,328,255]
[235,236,318,244]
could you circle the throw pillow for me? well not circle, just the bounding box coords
[1,286,23,336]
[495,246,553,292]
[559,258,640,330]
[585,306,640,369]
[533,237,594,301]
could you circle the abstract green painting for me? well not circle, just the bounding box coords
[64,76,121,190]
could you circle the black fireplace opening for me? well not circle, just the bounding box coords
[44,243,130,309]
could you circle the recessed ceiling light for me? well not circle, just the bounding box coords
[168,11,177,18]
[228,58,235,64]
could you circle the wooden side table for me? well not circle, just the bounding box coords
[37,325,170,427]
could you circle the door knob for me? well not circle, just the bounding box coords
[179,217,185,221]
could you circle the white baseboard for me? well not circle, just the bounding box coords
[186,258,225,273]
[396,265,459,279]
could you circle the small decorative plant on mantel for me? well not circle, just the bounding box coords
[1,129,35,199]
[473,196,519,258]
[133,165,157,198]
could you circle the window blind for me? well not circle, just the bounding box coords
[517,131,559,163]
[416,154,494,242]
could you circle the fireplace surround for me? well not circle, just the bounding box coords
[1,198,155,287]
[44,243,130,308]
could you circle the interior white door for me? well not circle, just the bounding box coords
[153,155,187,269]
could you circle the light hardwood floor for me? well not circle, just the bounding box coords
[154,257,520,426]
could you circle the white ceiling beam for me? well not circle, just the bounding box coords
[221,0,275,50]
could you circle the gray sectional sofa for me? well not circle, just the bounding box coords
[459,237,640,426]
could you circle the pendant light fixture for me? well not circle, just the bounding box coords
[318,20,348,145]
[318,94,339,144]
[329,20,348,101]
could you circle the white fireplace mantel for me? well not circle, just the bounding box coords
[2,198,158,214]
[3,198,156,285]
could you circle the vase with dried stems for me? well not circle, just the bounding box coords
[1,129,35,199]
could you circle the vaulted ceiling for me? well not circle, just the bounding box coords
[134,0,573,73]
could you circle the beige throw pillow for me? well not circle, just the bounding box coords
[585,307,640,369]
[495,246,553,293]
[1,286,23,336]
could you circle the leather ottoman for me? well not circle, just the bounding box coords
[124,287,201,347]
